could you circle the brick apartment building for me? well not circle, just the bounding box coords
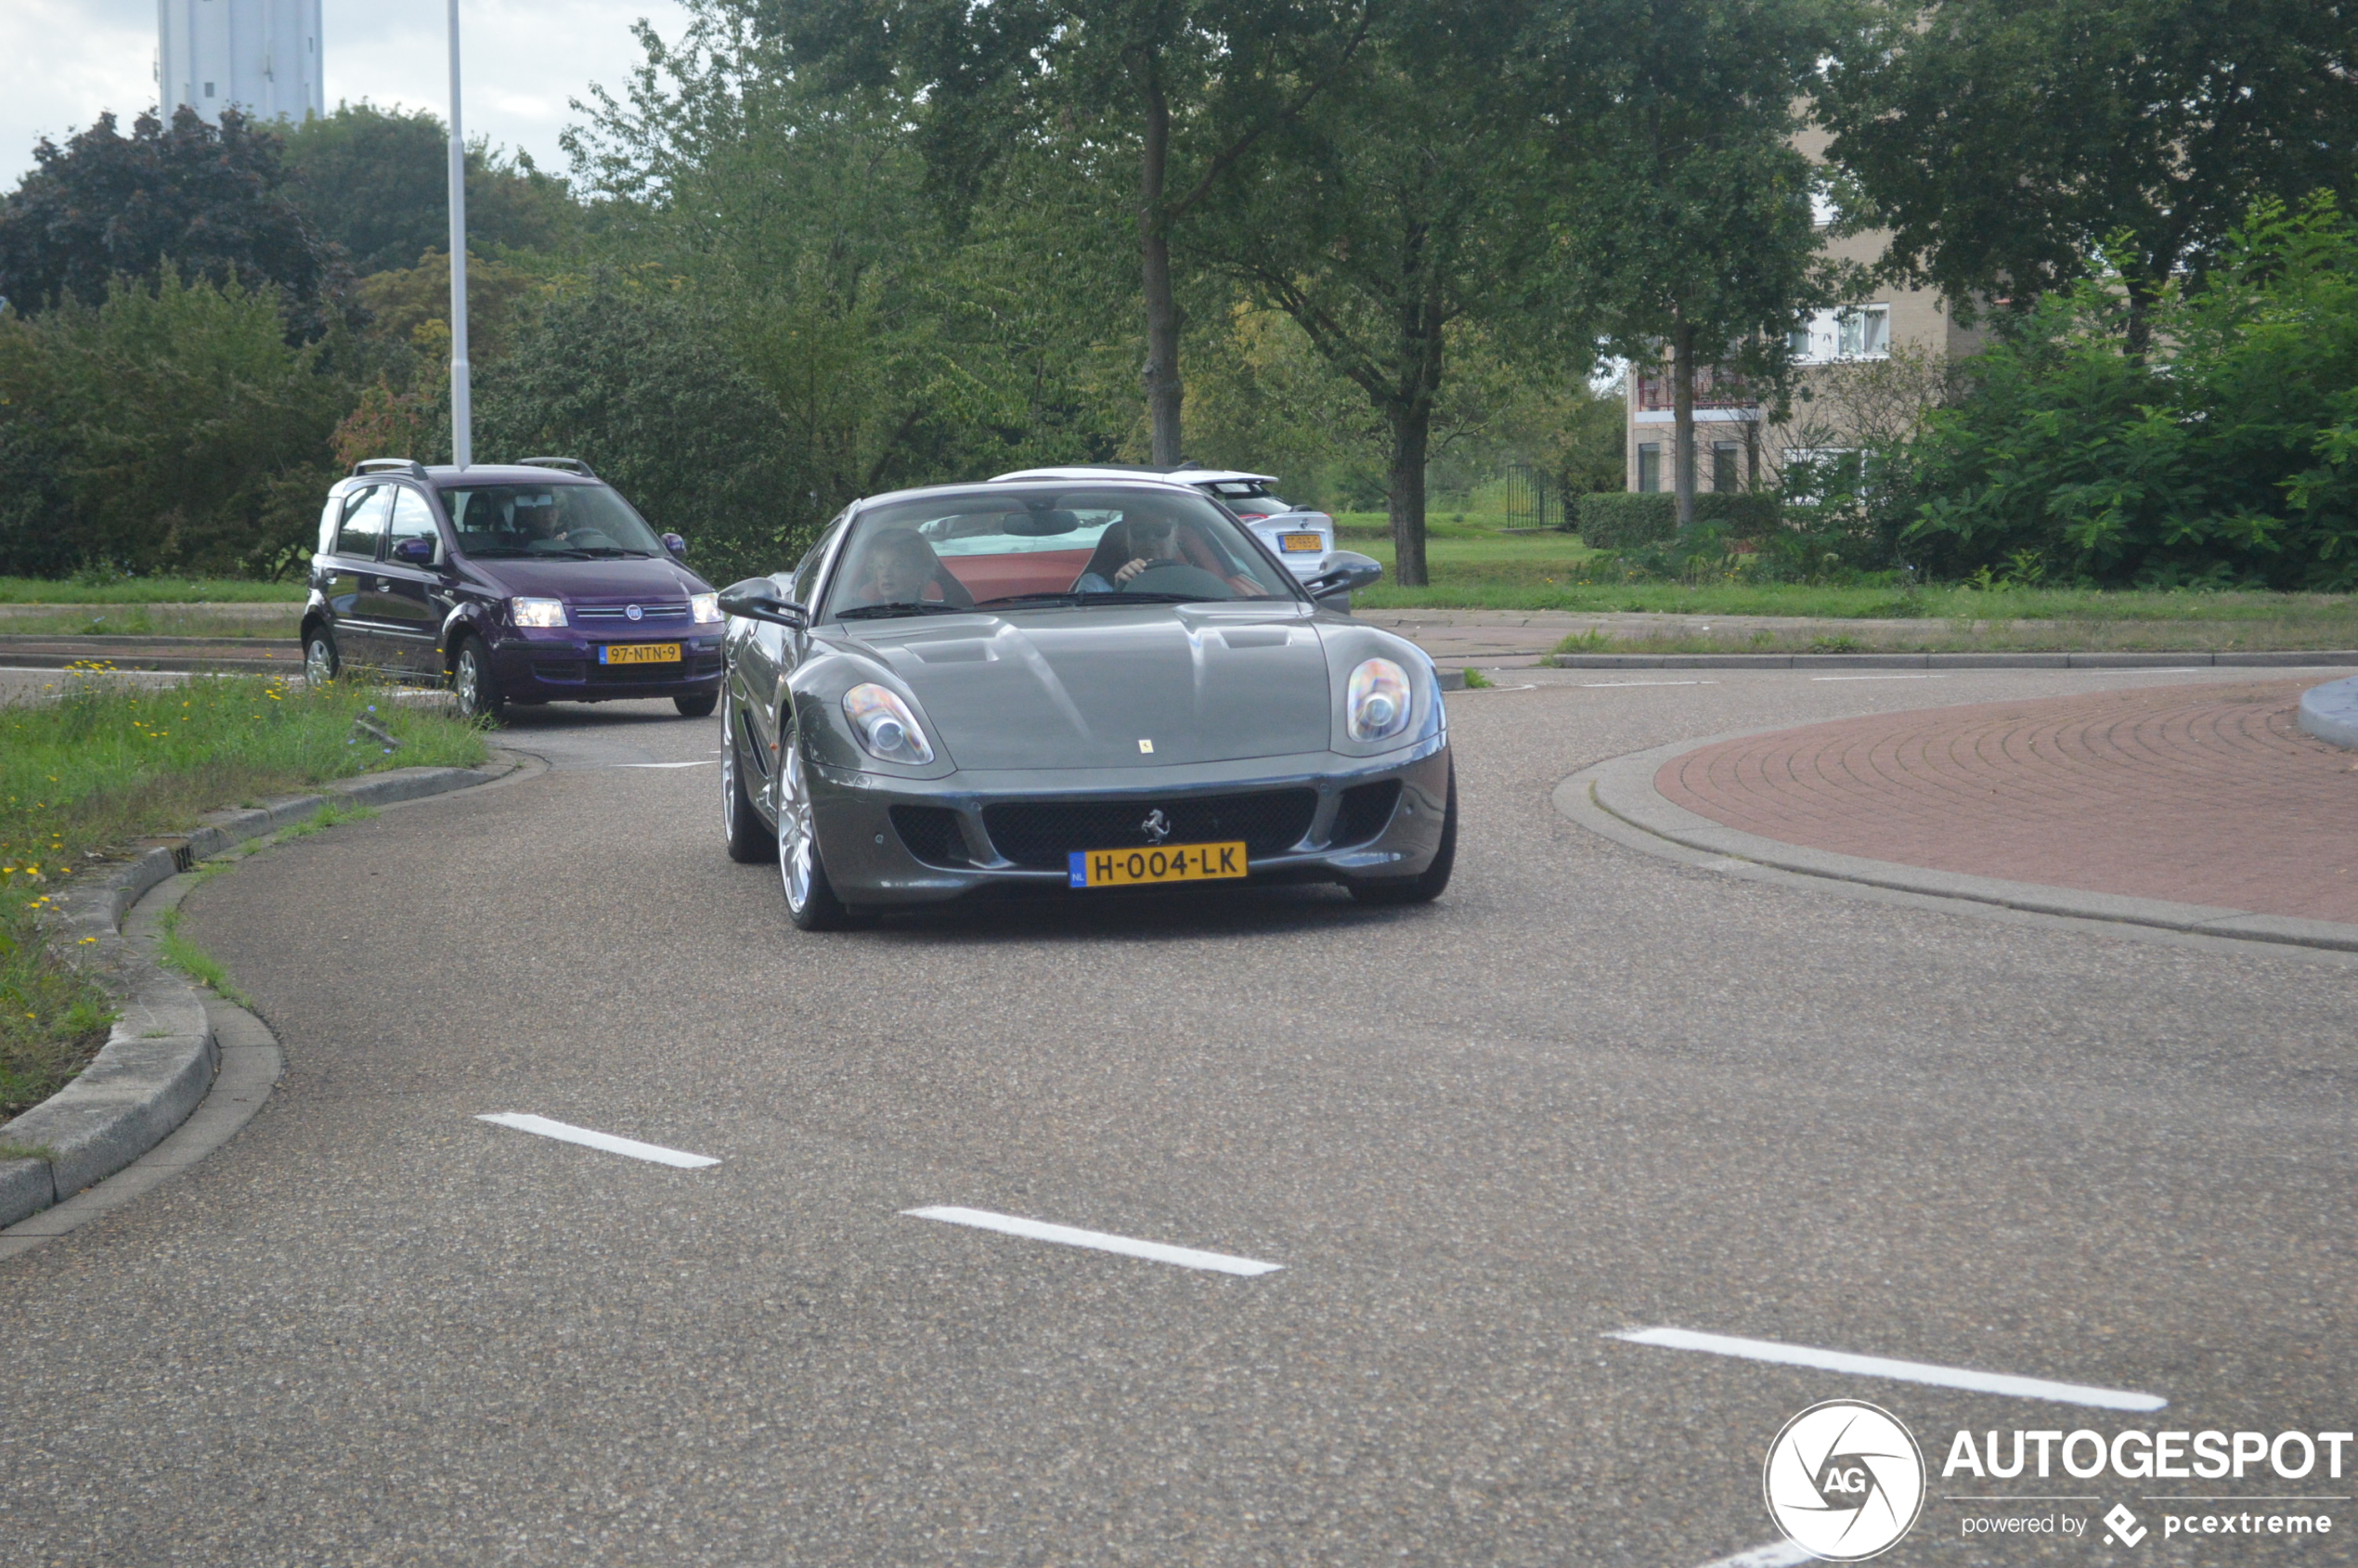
[1623,129,1985,496]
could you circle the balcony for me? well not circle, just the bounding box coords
[1633,366,1760,414]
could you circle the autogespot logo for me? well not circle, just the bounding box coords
[1764,1400,1927,1561]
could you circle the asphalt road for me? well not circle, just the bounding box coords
[2,667,2352,1566]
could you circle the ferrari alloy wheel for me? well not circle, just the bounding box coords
[775,740,866,930]
[721,712,772,863]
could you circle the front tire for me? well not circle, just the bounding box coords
[450,636,506,723]
[774,744,871,930]
[675,692,719,718]
[721,713,772,864]
[1347,760,1456,905]
[304,627,339,685]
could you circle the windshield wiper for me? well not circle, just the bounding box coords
[833,601,978,620]
[575,547,655,557]
[976,591,1084,608]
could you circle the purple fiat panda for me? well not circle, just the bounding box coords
[301,458,726,721]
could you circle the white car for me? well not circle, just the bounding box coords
[990,465,1341,590]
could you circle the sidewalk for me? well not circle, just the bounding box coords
[1652,679,2358,925]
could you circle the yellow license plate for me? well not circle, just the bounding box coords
[1280,532,1324,553]
[1068,840,1248,888]
[600,642,681,665]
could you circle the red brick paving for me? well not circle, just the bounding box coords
[1656,680,2358,924]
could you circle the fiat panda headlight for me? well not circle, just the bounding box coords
[843,683,935,765]
[1346,657,1412,742]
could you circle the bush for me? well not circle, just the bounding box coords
[1576,490,1780,549]
[474,279,814,582]
[1903,194,2358,590]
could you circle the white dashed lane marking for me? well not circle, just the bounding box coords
[1609,1327,2166,1411]
[476,1112,720,1169]
[903,1206,1283,1276]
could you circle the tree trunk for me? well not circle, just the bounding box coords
[1138,57,1184,465]
[1671,316,1697,531]
[2123,274,2157,362]
[1386,402,1431,589]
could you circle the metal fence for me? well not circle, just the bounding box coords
[1480,463,1571,528]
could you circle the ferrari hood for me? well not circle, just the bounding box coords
[839,604,1332,769]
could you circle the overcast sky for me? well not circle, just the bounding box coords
[2,0,697,188]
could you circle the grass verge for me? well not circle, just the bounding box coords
[0,671,487,1119]
[0,604,304,638]
[0,577,306,604]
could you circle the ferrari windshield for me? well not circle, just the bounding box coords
[820,486,1301,620]
[441,482,668,559]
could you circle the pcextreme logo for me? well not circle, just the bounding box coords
[1763,1400,1927,1561]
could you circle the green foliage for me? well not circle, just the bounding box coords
[1902,196,2358,589]
[1820,0,2358,349]
[0,107,349,339]
[474,277,813,582]
[1576,491,1779,549]
[0,272,347,577]
[283,102,579,276]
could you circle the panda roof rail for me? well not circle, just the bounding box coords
[515,456,598,478]
[351,458,430,479]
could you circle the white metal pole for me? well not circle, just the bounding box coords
[446,0,472,468]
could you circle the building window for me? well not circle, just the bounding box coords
[1787,305,1891,365]
[1712,443,1741,492]
[1637,443,1662,493]
[203,82,214,97]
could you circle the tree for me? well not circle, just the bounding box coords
[282,102,580,276]
[1557,0,1834,529]
[757,0,1372,463]
[1817,0,2358,356]
[473,278,812,582]
[1203,1,1571,584]
[1901,194,2358,589]
[0,107,346,336]
[0,272,347,576]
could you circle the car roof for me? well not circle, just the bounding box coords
[336,465,605,489]
[863,475,1223,509]
[990,465,1281,487]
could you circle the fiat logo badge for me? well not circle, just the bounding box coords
[626,603,643,621]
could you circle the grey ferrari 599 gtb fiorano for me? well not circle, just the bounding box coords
[715,477,1454,929]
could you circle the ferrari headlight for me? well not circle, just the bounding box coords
[690,591,721,624]
[843,683,935,765]
[1345,657,1412,742]
[510,596,567,628]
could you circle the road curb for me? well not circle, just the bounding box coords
[1552,729,2358,957]
[2298,673,2358,749]
[1550,649,2358,670]
[0,755,522,1231]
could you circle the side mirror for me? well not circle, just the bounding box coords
[392,537,436,566]
[718,577,810,630]
[662,532,688,559]
[1302,551,1382,599]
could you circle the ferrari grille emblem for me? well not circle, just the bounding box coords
[1140,809,1172,844]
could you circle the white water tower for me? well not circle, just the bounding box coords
[158,0,326,125]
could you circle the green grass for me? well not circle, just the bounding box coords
[0,577,306,604]
[0,604,304,638]
[0,673,488,1119]
[1326,515,2358,643]
[156,898,252,1010]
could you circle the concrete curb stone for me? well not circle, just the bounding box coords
[1553,724,2358,956]
[2298,673,2358,749]
[0,756,520,1229]
[1551,649,2358,670]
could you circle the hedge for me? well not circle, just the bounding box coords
[1575,492,1780,549]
